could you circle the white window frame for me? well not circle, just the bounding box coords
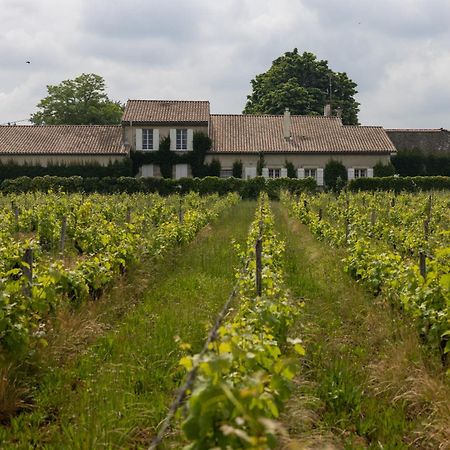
[304,167,317,180]
[176,129,188,150]
[354,168,368,179]
[268,168,281,179]
[142,128,154,151]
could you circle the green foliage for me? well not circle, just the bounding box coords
[232,160,243,178]
[244,49,359,125]
[130,132,212,178]
[373,161,396,177]
[0,159,132,182]
[206,159,221,177]
[282,190,450,359]
[349,176,450,192]
[256,154,265,176]
[324,160,348,191]
[0,192,240,359]
[285,160,296,178]
[391,149,450,177]
[30,73,123,125]
[181,195,303,448]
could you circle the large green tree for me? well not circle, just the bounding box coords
[243,49,359,125]
[31,73,123,125]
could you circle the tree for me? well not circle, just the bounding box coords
[324,160,348,191]
[31,73,123,125]
[243,49,359,125]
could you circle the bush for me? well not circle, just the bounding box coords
[0,175,317,198]
[324,160,347,191]
[349,176,450,192]
[391,149,450,177]
[285,160,297,178]
[206,159,221,177]
[373,161,396,177]
[232,160,243,178]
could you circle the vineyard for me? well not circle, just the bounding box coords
[282,191,450,360]
[0,189,449,449]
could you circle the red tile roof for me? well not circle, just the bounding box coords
[122,100,210,123]
[0,125,126,155]
[210,115,396,153]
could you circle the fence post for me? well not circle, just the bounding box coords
[59,216,67,254]
[22,248,33,297]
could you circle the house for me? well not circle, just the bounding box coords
[0,124,127,166]
[386,128,450,154]
[123,101,396,185]
[0,99,397,185]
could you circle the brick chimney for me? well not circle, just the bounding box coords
[283,108,291,140]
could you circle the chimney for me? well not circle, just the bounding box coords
[283,108,291,139]
[336,107,342,119]
[324,104,332,117]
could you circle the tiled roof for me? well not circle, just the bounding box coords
[386,128,450,153]
[0,125,126,155]
[122,100,210,123]
[210,115,396,153]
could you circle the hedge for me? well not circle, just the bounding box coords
[0,175,317,199]
[349,176,450,192]
[0,159,132,182]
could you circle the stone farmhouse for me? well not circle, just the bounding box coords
[0,99,398,185]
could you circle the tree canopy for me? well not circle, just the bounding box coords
[31,73,123,125]
[243,49,360,125]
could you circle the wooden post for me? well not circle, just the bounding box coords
[22,248,33,297]
[59,216,67,254]
[371,209,376,227]
[318,208,323,221]
[255,237,262,297]
[178,197,183,223]
[420,203,431,279]
[11,201,19,231]
[345,194,350,244]
[126,207,131,224]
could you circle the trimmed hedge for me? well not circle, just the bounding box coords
[0,159,132,182]
[349,176,450,192]
[0,175,317,199]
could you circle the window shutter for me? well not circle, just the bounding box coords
[298,168,305,179]
[262,168,269,178]
[153,129,159,151]
[141,164,154,178]
[317,168,324,186]
[281,168,288,178]
[348,168,355,180]
[187,129,193,151]
[170,129,176,151]
[135,129,143,151]
[367,168,374,178]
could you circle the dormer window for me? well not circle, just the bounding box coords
[176,129,188,150]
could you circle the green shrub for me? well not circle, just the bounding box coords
[373,161,396,177]
[349,176,450,192]
[232,160,243,178]
[285,160,297,178]
[206,159,221,177]
[324,160,348,191]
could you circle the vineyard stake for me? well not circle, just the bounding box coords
[371,209,376,227]
[126,206,132,224]
[255,220,263,297]
[59,216,67,254]
[22,248,33,297]
[178,197,183,224]
[318,207,323,221]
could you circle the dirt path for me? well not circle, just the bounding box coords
[273,203,450,450]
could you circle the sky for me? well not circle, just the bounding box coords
[1,0,449,128]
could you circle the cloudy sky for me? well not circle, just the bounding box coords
[1,0,449,128]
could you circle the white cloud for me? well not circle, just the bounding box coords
[0,0,449,128]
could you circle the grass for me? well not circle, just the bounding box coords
[273,203,450,450]
[0,201,256,449]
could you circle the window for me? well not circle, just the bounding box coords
[354,168,368,178]
[305,168,317,179]
[268,168,281,178]
[176,129,188,150]
[142,129,153,150]
[220,169,233,178]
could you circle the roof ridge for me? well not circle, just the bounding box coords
[126,99,210,103]
[0,124,121,128]
[211,114,340,119]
